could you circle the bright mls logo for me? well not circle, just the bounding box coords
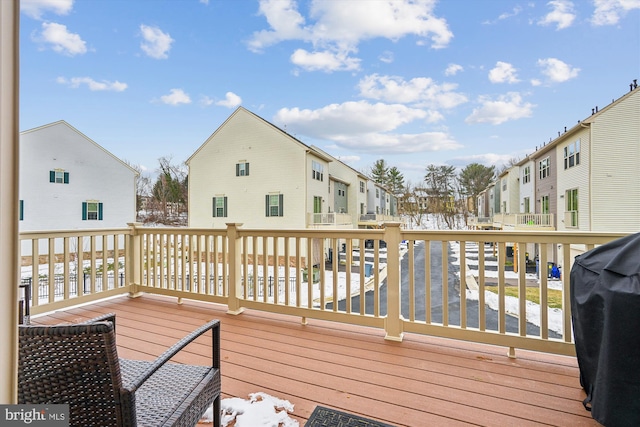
[1,405,68,426]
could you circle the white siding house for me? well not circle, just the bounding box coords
[518,159,534,214]
[187,107,334,230]
[587,86,640,232]
[19,121,138,232]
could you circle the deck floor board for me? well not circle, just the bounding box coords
[29,294,599,427]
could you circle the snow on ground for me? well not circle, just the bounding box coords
[449,240,565,334]
[199,392,298,427]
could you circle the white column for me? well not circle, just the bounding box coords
[0,0,20,404]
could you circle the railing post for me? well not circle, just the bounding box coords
[127,222,143,298]
[383,222,403,341]
[226,223,245,315]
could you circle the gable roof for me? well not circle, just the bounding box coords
[186,106,333,164]
[21,120,139,176]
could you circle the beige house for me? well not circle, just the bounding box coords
[187,107,362,229]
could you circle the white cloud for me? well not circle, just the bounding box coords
[275,101,427,137]
[290,49,360,72]
[537,58,580,82]
[488,61,520,84]
[248,0,453,72]
[465,92,534,125]
[36,22,87,56]
[274,101,461,154]
[451,153,520,169]
[331,131,462,154]
[358,74,468,109]
[591,0,640,25]
[216,92,242,108]
[335,155,361,164]
[140,24,174,59]
[482,5,524,25]
[159,89,191,106]
[56,76,127,91]
[21,0,73,20]
[379,51,394,64]
[444,63,463,76]
[200,96,214,106]
[538,0,576,29]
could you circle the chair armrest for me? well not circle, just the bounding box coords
[80,313,116,332]
[123,319,220,393]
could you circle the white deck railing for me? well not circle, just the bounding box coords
[19,223,626,357]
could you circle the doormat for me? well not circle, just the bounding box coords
[305,406,396,427]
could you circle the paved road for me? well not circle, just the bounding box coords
[329,241,562,339]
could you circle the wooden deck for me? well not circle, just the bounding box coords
[30,294,599,427]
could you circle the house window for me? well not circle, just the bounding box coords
[564,140,581,169]
[539,157,550,180]
[502,179,507,191]
[50,169,69,184]
[19,200,24,221]
[236,162,249,176]
[82,201,103,220]
[376,189,379,198]
[524,197,530,213]
[313,196,322,214]
[265,194,284,217]
[540,195,549,214]
[312,161,323,181]
[522,166,530,184]
[566,188,578,228]
[212,196,227,217]
[359,181,365,193]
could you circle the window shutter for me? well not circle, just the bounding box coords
[265,195,270,217]
[245,163,249,176]
[223,196,228,217]
[50,171,55,183]
[82,202,87,220]
[212,197,217,217]
[98,203,103,220]
[236,164,240,176]
[64,172,69,184]
[19,200,23,221]
[279,194,284,217]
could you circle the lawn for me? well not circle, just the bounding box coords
[485,285,563,309]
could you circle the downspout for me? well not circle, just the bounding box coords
[0,0,20,403]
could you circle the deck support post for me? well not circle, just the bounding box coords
[383,222,404,342]
[226,223,245,315]
[127,222,143,298]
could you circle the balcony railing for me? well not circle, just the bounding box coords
[492,213,555,229]
[19,224,626,357]
[307,212,353,227]
[358,213,400,223]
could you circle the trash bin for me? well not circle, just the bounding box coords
[571,232,640,427]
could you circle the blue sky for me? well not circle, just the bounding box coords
[19,0,640,185]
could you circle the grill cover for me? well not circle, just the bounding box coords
[570,232,640,427]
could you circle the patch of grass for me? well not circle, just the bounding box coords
[485,285,563,309]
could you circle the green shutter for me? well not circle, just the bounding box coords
[98,203,103,220]
[212,197,217,217]
[223,197,228,217]
[278,194,284,217]
[19,200,23,221]
[265,195,269,217]
[236,164,239,176]
[245,163,249,176]
[82,202,87,220]
[64,172,69,184]
[50,171,55,182]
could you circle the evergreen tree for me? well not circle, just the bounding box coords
[369,159,389,186]
[387,166,405,195]
[458,163,495,215]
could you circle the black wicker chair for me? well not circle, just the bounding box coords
[18,313,220,427]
